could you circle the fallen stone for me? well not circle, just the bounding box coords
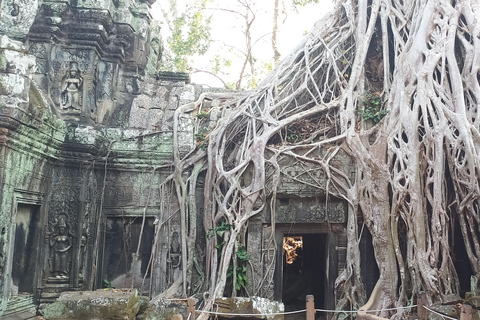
[429,304,459,319]
[40,289,140,320]
[440,294,462,304]
[466,293,480,308]
[147,297,190,320]
[214,297,284,320]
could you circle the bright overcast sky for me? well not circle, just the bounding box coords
[150,0,335,87]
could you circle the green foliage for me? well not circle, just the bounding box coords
[196,110,210,119]
[292,0,319,6]
[161,0,212,72]
[235,245,250,262]
[211,55,232,74]
[227,245,250,291]
[291,0,320,12]
[356,91,389,124]
[206,221,232,238]
[103,279,114,290]
[227,264,249,291]
[195,127,210,150]
[286,131,300,143]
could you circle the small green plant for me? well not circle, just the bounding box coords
[207,221,232,248]
[286,132,299,143]
[199,142,208,150]
[195,127,210,150]
[235,245,250,262]
[227,245,250,291]
[206,221,232,238]
[196,110,210,119]
[356,91,389,124]
[103,279,114,290]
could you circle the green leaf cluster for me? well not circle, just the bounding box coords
[103,279,114,290]
[356,91,389,124]
[161,0,212,72]
[206,221,232,238]
[195,127,210,150]
[291,0,320,12]
[227,245,250,291]
[196,110,210,119]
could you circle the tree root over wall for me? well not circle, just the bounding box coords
[161,1,480,319]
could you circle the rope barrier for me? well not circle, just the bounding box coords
[195,309,307,316]
[194,304,418,317]
[316,304,418,313]
[423,306,459,320]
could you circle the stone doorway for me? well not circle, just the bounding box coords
[12,204,41,294]
[283,234,326,312]
[101,217,155,292]
[275,224,343,320]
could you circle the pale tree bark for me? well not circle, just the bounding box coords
[166,0,480,319]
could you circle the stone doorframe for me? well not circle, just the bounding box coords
[273,223,346,317]
[5,190,45,301]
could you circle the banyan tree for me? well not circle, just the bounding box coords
[166,0,480,318]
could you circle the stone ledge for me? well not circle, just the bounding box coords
[40,289,140,320]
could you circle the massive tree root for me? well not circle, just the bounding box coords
[168,0,480,319]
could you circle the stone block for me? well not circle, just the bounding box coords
[466,294,480,308]
[214,296,284,320]
[41,289,140,320]
[429,304,459,319]
[148,297,189,320]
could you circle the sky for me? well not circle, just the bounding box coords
[150,0,335,88]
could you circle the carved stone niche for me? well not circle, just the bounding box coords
[41,212,77,302]
[47,215,73,282]
[46,49,98,123]
[26,1,156,125]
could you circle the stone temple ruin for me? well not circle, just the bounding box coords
[0,0,385,318]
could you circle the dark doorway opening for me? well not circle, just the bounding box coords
[12,204,41,294]
[102,217,155,291]
[282,234,326,314]
[359,226,379,297]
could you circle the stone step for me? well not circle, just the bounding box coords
[4,299,35,313]
[2,310,37,320]
[5,298,34,311]
[3,293,37,319]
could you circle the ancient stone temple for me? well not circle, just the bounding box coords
[0,0,376,318]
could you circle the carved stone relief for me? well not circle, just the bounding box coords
[60,62,83,111]
[48,215,72,281]
[168,231,182,283]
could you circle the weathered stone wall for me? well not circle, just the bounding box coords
[0,94,66,312]
[0,0,203,314]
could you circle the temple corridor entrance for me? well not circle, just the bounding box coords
[282,234,326,312]
[275,224,343,320]
[101,217,155,292]
[12,204,41,294]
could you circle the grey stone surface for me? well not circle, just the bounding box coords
[0,0,38,40]
[215,297,284,320]
[41,289,140,319]
[148,297,189,320]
